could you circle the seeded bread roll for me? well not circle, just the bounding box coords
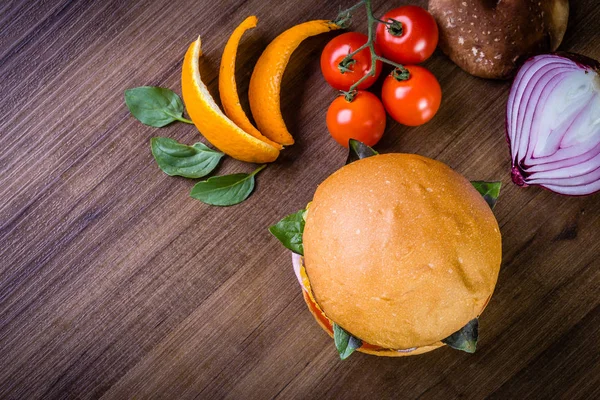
[303,154,502,350]
[428,0,569,79]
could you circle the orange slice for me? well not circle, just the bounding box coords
[182,37,280,163]
[249,20,340,146]
[219,16,283,150]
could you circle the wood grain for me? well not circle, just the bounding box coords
[1,0,599,398]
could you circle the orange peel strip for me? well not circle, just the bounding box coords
[249,20,340,146]
[182,37,279,163]
[219,16,283,150]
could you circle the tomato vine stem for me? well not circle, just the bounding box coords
[334,0,410,102]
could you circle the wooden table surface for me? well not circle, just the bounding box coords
[1,0,599,398]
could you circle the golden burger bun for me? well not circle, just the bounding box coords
[302,154,502,351]
[300,287,444,356]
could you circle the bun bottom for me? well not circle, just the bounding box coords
[301,290,444,357]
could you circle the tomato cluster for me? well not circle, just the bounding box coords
[321,6,441,148]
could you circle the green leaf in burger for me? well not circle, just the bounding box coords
[333,323,362,360]
[442,318,479,353]
[269,209,306,255]
[471,181,502,210]
[346,139,379,165]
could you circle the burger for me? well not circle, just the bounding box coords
[270,144,502,358]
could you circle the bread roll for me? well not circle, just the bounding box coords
[303,154,502,350]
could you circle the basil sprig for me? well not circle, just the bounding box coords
[190,165,266,206]
[333,323,362,360]
[125,86,193,127]
[151,137,224,178]
[346,139,378,165]
[442,318,479,353]
[471,181,502,210]
[269,209,306,255]
[126,86,265,206]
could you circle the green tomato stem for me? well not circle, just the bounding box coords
[334,0,366,28]
[342,42,369,62]
[337,0,410,102]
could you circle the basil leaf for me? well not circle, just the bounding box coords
[151,137,224,178]
[346,139,379,165]
[125,86,192,127]
[471,181,502,210]
[190,165,266,206]
[333,323,362,360]
[269,209,306,255]
[442,318,479,353]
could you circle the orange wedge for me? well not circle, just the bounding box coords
[219,16,283,150]
[182,37,280,163]
[249,20,340,146]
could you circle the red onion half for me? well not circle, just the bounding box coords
[291,252,306,291]
[506,53,600,196]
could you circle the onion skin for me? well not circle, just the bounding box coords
[511,166,528,188]
[559,52,600,72]
[506,52,600,196]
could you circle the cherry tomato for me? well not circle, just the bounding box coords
[375,6,438,65]
[381,65,442,126]
[320,32,383,91]
[326,91,386,147]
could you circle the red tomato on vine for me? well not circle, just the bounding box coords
[381,65,442,126]
[320,32,383,91]
[326,91,386,147]
[376,6,439,65]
